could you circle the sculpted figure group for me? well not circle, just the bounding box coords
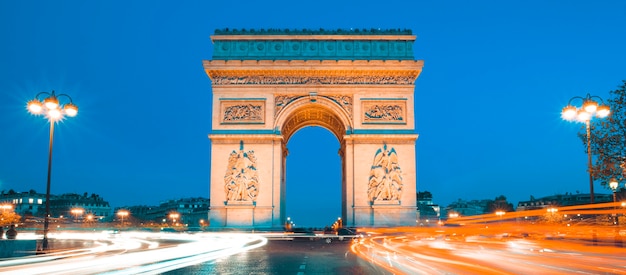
[224,143,259,202]
[368,144,403,202]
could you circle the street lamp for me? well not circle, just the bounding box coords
[169,213,180,225]
[495,211,506,224]
[562,93,610,204]
[610,178,619,225]
[27,90,78,251]
[0,204,13,212]
[70,208,84,222]
[117,210,129,227]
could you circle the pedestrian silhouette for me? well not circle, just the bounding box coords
[0,226,4,239]
[6,225,17,239]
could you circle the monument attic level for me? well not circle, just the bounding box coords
[204,29,423,229]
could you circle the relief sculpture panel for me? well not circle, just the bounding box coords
[221,99,265,124]
[367,144,403,204]
[362,100,406,124]
[224,142,259,203]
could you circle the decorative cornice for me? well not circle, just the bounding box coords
[204,60,423,85]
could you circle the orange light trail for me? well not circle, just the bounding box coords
[352,203,626,274]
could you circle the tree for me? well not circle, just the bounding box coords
[0,211,21,226]
[586,80,626,190]
[486,195,514,213]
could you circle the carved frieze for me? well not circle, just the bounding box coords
[211,74,417,85]
[224,142,259,202]
[362,99,406,124]
[220,99,265,124]
[367,144,403,203]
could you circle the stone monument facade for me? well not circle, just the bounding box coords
[204,29,423,228]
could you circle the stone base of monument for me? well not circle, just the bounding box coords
[0,240,37,258]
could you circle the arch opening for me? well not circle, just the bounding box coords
[285,126,341,228]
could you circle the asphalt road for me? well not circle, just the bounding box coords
[165,238,392,275]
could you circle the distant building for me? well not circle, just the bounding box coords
[0,190,112,221]
[120,197,209,227]
[417,191,440,222]
[51,193,112,220]
[0,190,45,217]
[516,192,613,211]
[446,199,491,216]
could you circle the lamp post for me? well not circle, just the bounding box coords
[70,208,84,222]
[27,90,78,251]
[86,214,94,226]
[169,213,180,226]
[562,93,610,204]
[495,210,506,224]
[117,210,129,227]
[610,178,619,225]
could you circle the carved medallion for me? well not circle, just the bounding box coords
[224,142,259,202]
[367,144,403,203]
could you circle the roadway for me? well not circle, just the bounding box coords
[3,202,626,274]
[165,237,389,274]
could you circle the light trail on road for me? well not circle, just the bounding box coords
[0,231,267,275]
[352,203,626,274]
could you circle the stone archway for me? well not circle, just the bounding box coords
[204,29,423,229]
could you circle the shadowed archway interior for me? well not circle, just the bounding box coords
[280,104,347,145]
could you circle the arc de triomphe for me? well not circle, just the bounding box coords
[204,29,423,229]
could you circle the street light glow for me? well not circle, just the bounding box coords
[28,91,79,121]
[27,100,43,114]
[596,105,610,118]
[576,110,591,122]
[561,105,577,120]
[43,95,59,109]
[582,99,598,113]
[562,94,609,123]
[610,178,619,191]
[71,208,84,215]
[64,102,79,117]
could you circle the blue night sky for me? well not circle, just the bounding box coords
[1,1,625,227]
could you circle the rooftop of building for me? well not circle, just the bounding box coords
[213,28,413,36]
